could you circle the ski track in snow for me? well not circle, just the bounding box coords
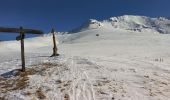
[0,54,170,100]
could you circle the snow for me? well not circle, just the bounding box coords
[1,15,170,100]
[70,19,103,33]
[70,15,170,34]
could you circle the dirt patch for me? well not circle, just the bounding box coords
[64,94,70,100]
[35,88,46,99]
[0,69,31,93]
[0,62,60,94]
[0,96,6,100]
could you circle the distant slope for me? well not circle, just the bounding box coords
[69,15,170,34]
[69,19,103,33]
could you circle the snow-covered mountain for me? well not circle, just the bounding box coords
[70,15,170,34]
[70,19,103,33]
[1,15,170,100]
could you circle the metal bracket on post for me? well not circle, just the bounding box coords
[51,28,59,57]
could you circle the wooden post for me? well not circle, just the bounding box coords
[51,28,59,57]
[20,27,26,72]
[0,27,43,72]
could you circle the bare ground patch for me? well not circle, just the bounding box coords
[35,88,47,99]
[0,62,61,99]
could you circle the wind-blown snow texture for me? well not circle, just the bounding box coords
[0,15,170,100]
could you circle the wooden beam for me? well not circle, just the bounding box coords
[0,27,43,34]
[0,27,44,72]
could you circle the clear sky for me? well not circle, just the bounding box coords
[0,0,169,40]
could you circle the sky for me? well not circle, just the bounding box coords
[0,0,170,40]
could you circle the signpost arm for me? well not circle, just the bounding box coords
[0,27,43,72]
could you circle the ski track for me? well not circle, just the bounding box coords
[1,54,170,100]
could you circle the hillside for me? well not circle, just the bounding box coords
[70,15,170,34]
[0,15,170,100]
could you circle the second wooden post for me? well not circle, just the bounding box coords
[20,27,26,72]
[51,28,59,57]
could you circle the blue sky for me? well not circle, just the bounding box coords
[0,0,170,40]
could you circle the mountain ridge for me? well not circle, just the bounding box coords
[69,15,170,34]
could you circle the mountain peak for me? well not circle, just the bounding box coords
[69,19,103,33]
[88,19,99,23]
[69,15,170,34]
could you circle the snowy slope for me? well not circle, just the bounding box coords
[70,19,103,33]
[1,15,170,100]
[70,15,170,34]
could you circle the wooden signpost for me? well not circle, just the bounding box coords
[0,27,43,72]
[51,28,59,57]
